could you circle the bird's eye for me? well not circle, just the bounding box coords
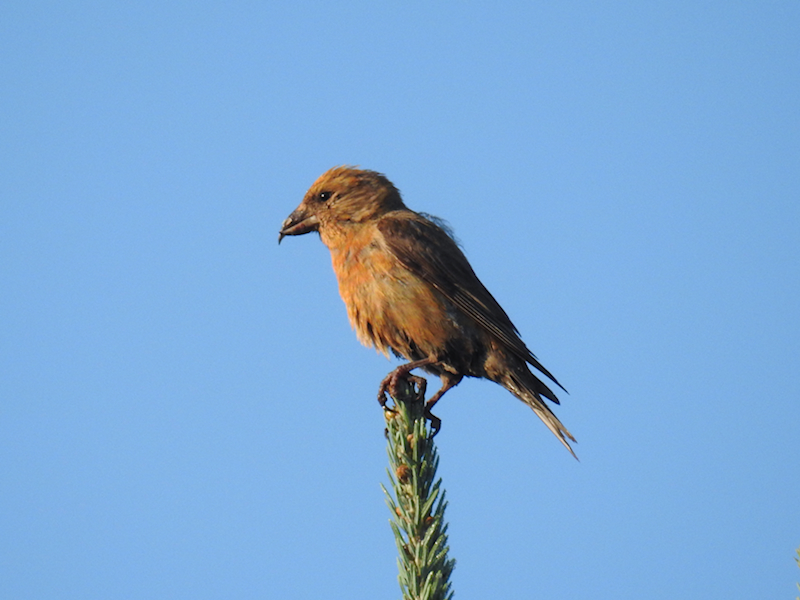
[317,191,332,202]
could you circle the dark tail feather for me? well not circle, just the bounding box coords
[526,354,568,394]
[502,370,577,460]
[535,376,562,405]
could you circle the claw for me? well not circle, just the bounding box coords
[425,406,442,436]
[377,358,450,435]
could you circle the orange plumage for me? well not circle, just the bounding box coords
[279,166,576,457]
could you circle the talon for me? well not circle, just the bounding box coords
[377,374,395,409]
[425,407,442,436]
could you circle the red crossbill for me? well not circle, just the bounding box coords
[279,167,576,457]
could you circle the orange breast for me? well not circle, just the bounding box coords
[329,226,454,361]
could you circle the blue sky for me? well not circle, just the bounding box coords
[2,2,799,598]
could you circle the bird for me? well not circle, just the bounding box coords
[279,166,576,457]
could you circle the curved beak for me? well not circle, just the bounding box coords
[278,207,320,243]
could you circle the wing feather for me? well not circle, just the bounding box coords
[378,212,565,392]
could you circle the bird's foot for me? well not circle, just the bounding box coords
[378,368,427,411]
[424,404,442,437]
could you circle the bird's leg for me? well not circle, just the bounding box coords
[377,357,437,410]
[423,374,463,436]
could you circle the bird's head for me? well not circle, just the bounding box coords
[279,166,405,245]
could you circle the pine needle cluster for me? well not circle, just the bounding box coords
[382,380,456,600]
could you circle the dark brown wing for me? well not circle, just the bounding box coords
[378,211,565,392]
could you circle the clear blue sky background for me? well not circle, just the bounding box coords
[2,2,798,598]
